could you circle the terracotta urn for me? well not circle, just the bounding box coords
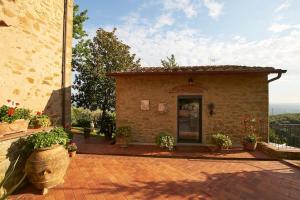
[0,119,29,137]
[243,142,257,151]
[25,145,70,195]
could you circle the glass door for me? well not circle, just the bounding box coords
[177,96,202,143]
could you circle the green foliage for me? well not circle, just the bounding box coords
[29,114,51,128]
[269,128,287,144]
[26,127,70,150]
[161,54,178,68]
[211,133,232,149]
[71,107,94,127]
[72,28,140,136]
[269,113,300,125]
[116,126,132,138]
[155,132,175,151]
[243,134,257,144]
[73,4,88,40]
[0,105,31,123]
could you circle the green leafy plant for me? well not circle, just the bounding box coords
[67,143,78,152]
[29,113,51,128]
[155,132,175,151]
[243,134,257,144]
[26,127,70,150]
[0,104,31,123]
[211,133,232,149]
[115,126,132,138]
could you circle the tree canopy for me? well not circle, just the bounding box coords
[161,54,178,68]
[72,28,140,133]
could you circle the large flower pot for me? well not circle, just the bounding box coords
[243,142,257,151]
[0,119,29,137]
[25,145,70,195]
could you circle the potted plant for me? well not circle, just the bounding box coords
[29,112,51,129]
[67,142,78,157]
[115,126,131,147]
[78,119,92,138]
[211,133,232,150]
[242,134,257,151]
[25,127,70,195]
[155,132,175,151]
[0,100,31,136]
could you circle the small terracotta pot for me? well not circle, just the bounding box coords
[69,151,76,157]
[116,135,128,148]
[243,142,257,151]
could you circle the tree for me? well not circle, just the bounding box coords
[72,28,140,137]
[72,4,89,72]
[161,54,178,68]
[72,4,88,40]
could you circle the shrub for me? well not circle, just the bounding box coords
[243,134,257,144]
[29,114,51,128]
[211,133,232,149]
[0,105,31,123]
[115,126,131,137]
[26,127,70,150]
[155,132,175,151]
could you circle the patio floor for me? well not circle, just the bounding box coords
[11,154,300,200]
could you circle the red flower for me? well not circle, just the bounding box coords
[7,107,15,116]
[36,111,41,115]
[7,99,11,103]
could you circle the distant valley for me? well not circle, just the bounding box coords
[269,103,300,115]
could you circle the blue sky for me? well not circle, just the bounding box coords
[75,0,300,103]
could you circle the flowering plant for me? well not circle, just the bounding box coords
[155,132,175,151]
[67,142,78,152]
[29,111,51,128]
[0,100,31,123]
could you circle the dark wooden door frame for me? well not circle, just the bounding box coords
[177,95,202,143]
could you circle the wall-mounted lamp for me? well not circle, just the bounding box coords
[188,78,194,85]
[208,103,215,116]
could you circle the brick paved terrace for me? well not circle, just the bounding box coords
[11,153,300,200]
[9,134,300,200]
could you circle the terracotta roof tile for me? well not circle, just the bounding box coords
[108,65,286,76]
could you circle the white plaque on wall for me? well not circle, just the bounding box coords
[158,102,167,113]
[141,100,150,111]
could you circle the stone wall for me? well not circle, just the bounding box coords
[115,74,269,145]
[0,0,73,126]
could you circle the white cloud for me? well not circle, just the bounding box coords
[162,0,199,18]
[109,20,300,102]
[268,23,300,33]
[203,0,224,20]
[274,0,290,13]
[154,14,174,29]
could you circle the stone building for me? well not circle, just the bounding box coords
[0,0,73,196]
[109,66,286,145]
[0,0,73,126]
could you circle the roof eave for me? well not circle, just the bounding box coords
[107,69,287,77]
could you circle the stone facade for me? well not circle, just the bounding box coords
[0,0,73,126]
[0,0,73,196]
[115,74,269,145]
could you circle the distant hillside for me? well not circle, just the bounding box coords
[269,103,300,115]
[269,113,300,125]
